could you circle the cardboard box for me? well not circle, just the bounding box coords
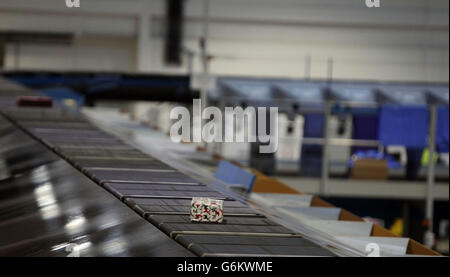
[350,159,388,180]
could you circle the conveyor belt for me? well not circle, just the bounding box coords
[0,119,193,257]
[103,182,227,200]
[0,78,336,257]
[175,234,333,257]
[125,198,260,217]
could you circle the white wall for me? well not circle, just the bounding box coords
[5,36,136,71]
[0,0,448,82]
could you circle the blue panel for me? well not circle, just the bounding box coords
[378,105,429,148]
[214,161,256,193]
[6,73,191,94]
[352,114,379,152]
[428,86,449,105]
[8,74,65,87]
[378,85,427,105]
[39,87,84,107]
[300,145,322,177]
[87,81,120,94]
[275,82,325,103]
[300,114,324,177]
[437,106,449,153]
[303,114,324,138]
[331,83,377,104]
[348,150,401,169]
[220,79,272,100]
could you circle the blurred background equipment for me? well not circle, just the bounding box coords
[165,0,184,65]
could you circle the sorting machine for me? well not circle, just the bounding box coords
[0,78,337,257]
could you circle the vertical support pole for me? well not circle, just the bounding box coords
[327,57,334,83]
[424,104,437,248]
[216,98,225,155]
[320,57,334,196]
[200,0,210,107]
[199,0,210,147]
[304,54,311,80]
[320,101,331,196]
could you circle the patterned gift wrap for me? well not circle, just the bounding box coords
[190,197,224,223]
